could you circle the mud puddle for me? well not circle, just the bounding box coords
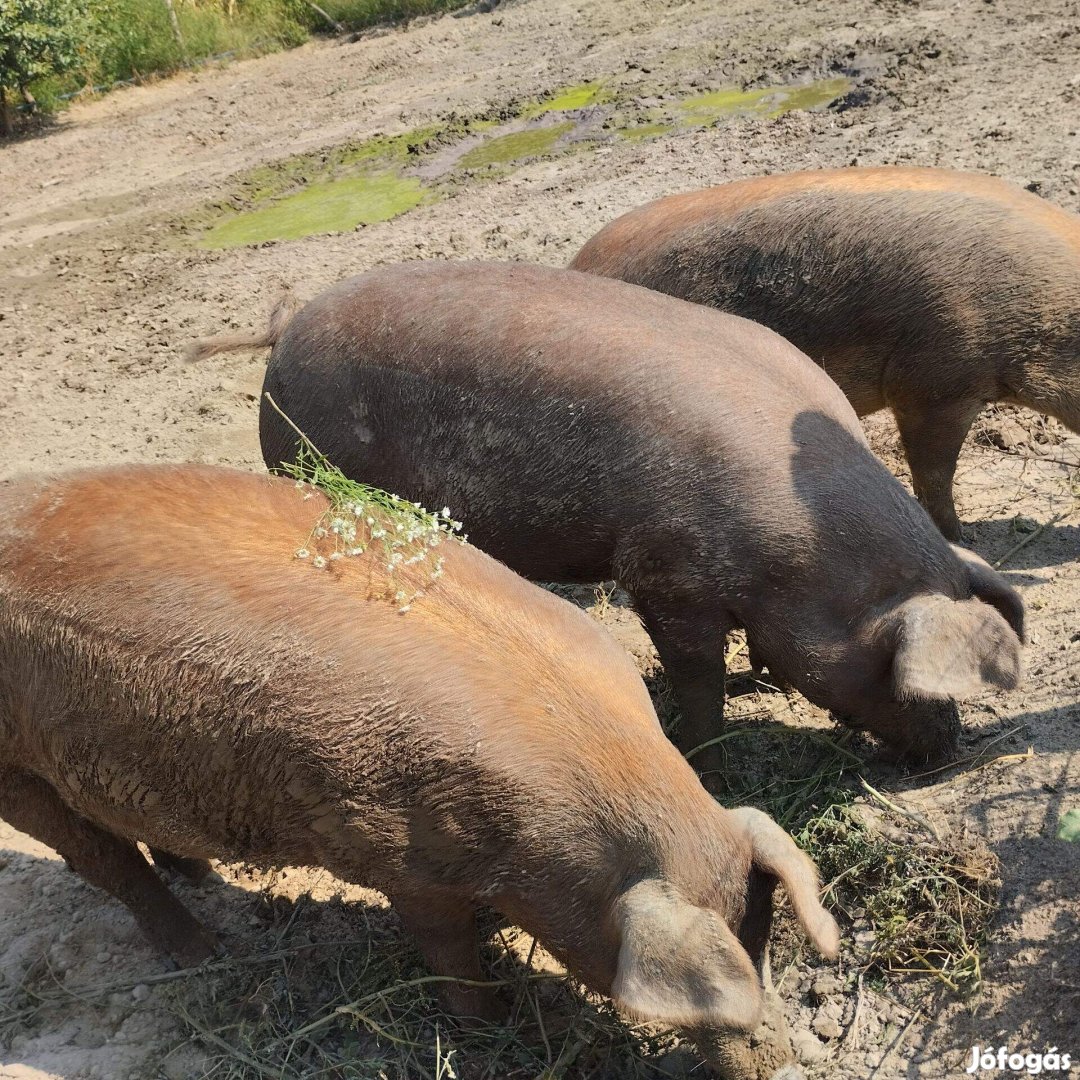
[197,75,854,248]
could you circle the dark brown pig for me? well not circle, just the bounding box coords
[570,166,1080,540]
[187,261,1025,776]
[0,463,838,1079]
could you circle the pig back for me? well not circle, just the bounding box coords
[0,463,670,892]
[260,261,861,584]
[571,169,1080,412]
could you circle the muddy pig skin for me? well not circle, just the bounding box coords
[0,464,838,1079]
[188,261,1024,776]
[571,166,1080,541]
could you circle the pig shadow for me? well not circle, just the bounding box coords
[965,516,1080,572]
[902,751,1080,1074]
[0,848,694,1079]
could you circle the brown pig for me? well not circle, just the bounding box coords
[570,166,1080,540]
[187,261,1025,774]
[0,463,838,1079]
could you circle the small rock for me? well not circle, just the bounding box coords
[73,1026,107,1049]
[792,1030,828,1063]
[812,972,841,998]
[821,997,845,1021]
[813,1008,844,1040]
[131,983,151,1003]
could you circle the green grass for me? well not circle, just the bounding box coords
[701,720,998,996]
[24,0,476,115]
[641,657,1001,997]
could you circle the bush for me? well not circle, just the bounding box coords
[0,0,91,132]
[1,0,477,132]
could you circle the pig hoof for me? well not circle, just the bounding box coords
[156,926,224,969]
[440,987,506,1026]
[149,848,214,883]
[933,515,965,543]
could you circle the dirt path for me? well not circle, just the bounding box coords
[1,1,1078,1077]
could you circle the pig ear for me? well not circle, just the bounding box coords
[891,594,1022,701]
[949,543,1026,642]
[612,879,763,1031]
[728,807,840,960]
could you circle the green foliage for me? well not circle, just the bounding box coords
[802,802,999,995]
[697,720,999,996]
[87,0,306,87]
[0,0,91,93]
[315,0,476,28]
[7,0,475,127]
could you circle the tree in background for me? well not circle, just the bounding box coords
[0,0,90,135]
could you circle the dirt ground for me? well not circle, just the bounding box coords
[1,0,1079,1076]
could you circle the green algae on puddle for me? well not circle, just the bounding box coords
[458,121,575,170]
[677,76,852,126]
[201,172,429,248]
[521,81,612,118]
[239,126,443,205]
[617,121,674,142]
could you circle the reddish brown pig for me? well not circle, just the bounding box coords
[187,261,1025,775]
[0,464,838,1079]
[570,166,1080,540]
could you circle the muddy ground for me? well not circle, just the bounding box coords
[1,0,1079,1076]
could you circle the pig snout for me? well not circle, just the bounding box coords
[837,697,961,768]
[823,583,1023,765]
[692,985,802,1080]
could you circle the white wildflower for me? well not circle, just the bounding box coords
[312,555,327,570]
[398,604,411,614]
[295,548,310,559]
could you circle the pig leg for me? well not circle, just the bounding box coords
[0,765,221,967]
[634,594,734,786]
[893,399,981,541]
[148,846,214,883]
[391,890,503,1023]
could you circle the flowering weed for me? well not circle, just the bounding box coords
[266,393,463,610]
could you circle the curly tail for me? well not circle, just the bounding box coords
[184,289,302,362]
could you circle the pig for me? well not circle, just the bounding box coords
[0,463,838,1080]
[186,260,1025,776]
[570,165,1080,541]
